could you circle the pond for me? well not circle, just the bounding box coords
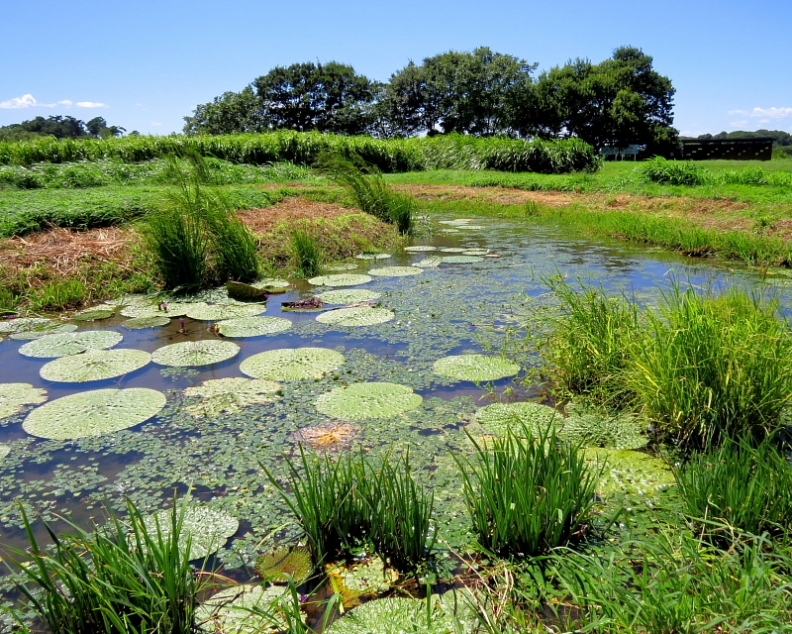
[0,211,780,598]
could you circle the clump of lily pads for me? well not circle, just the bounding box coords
[412,256,442,268]
[217,316,292,338]
[184,377,281,417]
[39,349,151,383]
[560,404,648,450]
[475,401,561,438]
[583,448,675,497]
[308,274,372,287]
[240,348,345,381]
[326,597,457,634]
[367,267,422,277]
[9,322,78,340]
[151,340,240,367]
[141,504,239,560]
[255,546,313,584]
[316,289,382,304]
[0,317,52,335]
[316,307,395,327]
[185,303,265,321]
[18,331,123,359]
[0,383,48,420]
[315,382,423,420]
[196,584,294,634]
[433,354,520,382]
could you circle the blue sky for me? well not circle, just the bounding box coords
[2,0,790,136]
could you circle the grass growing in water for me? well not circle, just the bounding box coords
[290,225,323,277]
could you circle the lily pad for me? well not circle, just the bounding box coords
[457,225,485,230]
[0,444,9,463]
[308,274,372,287]
[355,253,392,260]
[217,316,292,338]
[184,378,281,417]
[123,316,171,329]
[327,558,397,606]
[256,546,313,584]
[475,402,561,438]
[22,388,166,440]
[186,303,265,321]
[152,340,240,367]
[252,278,291,289]
[0,383,48,420]
[0,317,53,334]
[9,322,78,340]
[316,307,395,327]
[326,597,456,634]
[40,349,151,383]
[325,263,359,272]
[142,505,239,560]
[439,248,467,253]
[293,421,360,451]
[19,331,123,359]
[433,354,520,382]
[559,406,648,450]
[412,256,442,268]
[462,249,489,256]
[73,308,115,322]
[440,228,460,233]
[316,289,382,304]
[367,267,422,277]
[404,246,437,252]
[196,584,290,634]
[583,449,675,496]
[441,256,483,264]
[240,348,345,381]
[315,382,422,420]
[120,304,190,319]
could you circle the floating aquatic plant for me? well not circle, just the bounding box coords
[327,558,397,606]
[457,225,485,230]
[217,316,291,338]
[252,278,291,289]
[433,354,520,382]
[412,256,442,268]
[462,249,489,256]
[292,420,359,452]
[9,322,78,340]
[367,267,422,277]
[73,308,115,322]
[196,584,291,634]
[325,597,456,634]
[39,349,151,383]
[22,387,166,440]
[120,304,190,319]
[185,303,265,321]
[0,444,8,463]
[559,406,648,450]
[316,289,382,304]
[0,383,48,420]
[325,263,359,272]
[308,274,372,287]
[255,546,313,584]
[19,331,123,359]
[142,505,239,560]
[355,253,392,260]
[240,348,345,381]
[151,340,240,367]
[184,378,281,417]
[439,247,467,253]
[315,382,423,420]
[441,255,483,264]
[475,401,561,437]
[123,315,171,329]
[316,307,395,327]
[583,448,675,496]
[404,246,437,252]
[0,317,51,334]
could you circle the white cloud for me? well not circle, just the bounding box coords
[0,94,39,109]
[729,120,750,128]
[58,100,72,106]
[728,107,792,120]
[75,101,107,108]
[0,95,107,110]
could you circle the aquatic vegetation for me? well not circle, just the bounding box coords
[0,382,48,420]
[196,584,290,634]
[367,266,422,277]
[290,226,324,277]
[73,308,115,321]
[316,289,382,303]
[327,558,396,605]
[439,247,467,252]
[217,316,292,337]
[123,315,171,329]
[325,262,359,272]
[441,255,483,264]
[355,253,392,260]
[22,387,166,439]
[583,448,674,497]
[308,273,372,287]
[293,421,359,452]
[8,321,78,340]
[325,597,457,634]
[184,377,281,417]
[120,303,185,318]
[475,401,561,437]
[413,256,442,268]
[0,443,9,462]
[252,278,291,289]
[142,504,239,560]
[404,245,437,252]
[39,348,151,383]
[315,382,423,420]
[316,307,395,327]
[433,354,520,382]
[255,546,313,584]
[184,302,264,321]
[151,340,240,367]
[240,347,345,381]
[462,249,489,256]
[0,316,52,334]
[18,330,123,358]
[559,404,648,450]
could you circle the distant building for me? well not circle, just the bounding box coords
[601,144,645,160]
[681,138,773,161]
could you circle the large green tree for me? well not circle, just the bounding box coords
[183,87,266,135]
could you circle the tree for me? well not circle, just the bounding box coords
[183,86,266,135]
[85,117,125,138]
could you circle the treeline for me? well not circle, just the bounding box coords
[686,130,792,158]
[0,116,127,142]
[184,46,677,154]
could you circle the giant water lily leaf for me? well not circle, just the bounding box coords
[251,278,291,289]
[9,322,78,340]
[22,388,166,440]
[327,558,397,606]
[316,289,381,304]
[73,308,115,322]
[19,331,123,359]
[583,449,675,496]
[315,382,422,420]
[325,597,457,634]
[123,316,171,329]
[367,267,422,277]
[186,303,265,321]
[240,348,345,381]
[217,316,291,338]
[184,378,281,417]
[412,256,442,268]
[475,402,561,438]
[404,246,437,252]
[441,256,483,264]
[462,249,489,256]
[142,505,239,561]
[0,383,48,420]
[433,354,520,382]
[308,274,372,287]
[0,317,52,334]
[120,304,193,319]
[355,253,392,260]
[152,340,240,367]
[559,405,648,450]
[0,444,9,463]
[439,248,466,253]
[255,546,313,584]
[316,307,395,327]
[324,263,359,272]
[196,584,290,634]
[39,349,151,383]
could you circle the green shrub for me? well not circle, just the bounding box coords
[290,226,323,277]
[642,157,708,186]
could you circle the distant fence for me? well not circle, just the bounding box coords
[681,138,773,161]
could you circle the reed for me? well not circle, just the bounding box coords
[290,226,323,277]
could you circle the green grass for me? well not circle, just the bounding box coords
[290,225,324,277]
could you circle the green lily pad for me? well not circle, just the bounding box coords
[22,388,166,440]
[457,225,485,230]
[316,289,382,304]
[217,316,292,338]
[256,546,313,584]
[438,220,472,226]
[196,584,290,634]
[9,322,78,340]
[325,597,456,634]
[367,267,422,277]
[462,249,489,256]
[19,331,123,359]
[316,307,395,327]
[123,316,171,329]
[441,256,483,264]
[355,253,392,260]
[252,278,291,289]
[40,349,151,383]
[0,444,9,463]
[240,348,345,381]
[186,303,265,321]
[0,317,53,334]
[440,228,460,233]
[433,354,520,382]
[325,263,359,272]
[0,383,48,420]
[559,406,648,450]
[327,558,397,605]
[308,274,372,287]
[152,340,240,367]
[413,256,442,268]
[439,248,467,253]
[315,382,423,420]
[142,505,239,561]
[120,304,190,319]
[404,246,437,252]
[184,378,281,417]
[73,308,115,322]
[583,449,675,497]
[476,402,561,437]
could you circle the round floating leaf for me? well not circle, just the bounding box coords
[327,558,397,606]
[404,246,437,252]
[123,316,171,329]
[438,219,473,226]
[73,308,115,322]
[412,256,442,268]
[10,322,78,340]
[315,382,422,420]
[441,255,483,264]
[457,225,485,230]
[316,307,395,327]
[293,421,359,451]
[325,263,359,272]
[476,402,561,437]
[252,278,291,289]
[355,253,392,260]
[440,229,460,233]
[186,303,265,321]
[120,304,190,319]
[559,406,648,450]
[19,331,123,359]
[0,444,9,463]
[583,449,675,496]
[103,294,150,307]
[367,267,422,277]
[0,317,52,334]
[433,354,520,382]
[308,274,372,287]
[22,388,166,440]
[40,349,151,383]
[185,378,281,417]
[196,584,291,634]
[256,546,313,584]
[0,383,48,420]
[439,248,467,253]
[462,249,489,256]
[142,505,239,561]
[241,348,345,381]
[326,597,456,634]
[316,289,382,304]
[217,316,291,338]
[152,340,240,367]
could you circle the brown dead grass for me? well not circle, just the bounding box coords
[396,184,575,207]
[238,197,359,234]
[292,421,360,452]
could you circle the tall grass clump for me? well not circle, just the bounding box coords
[642,156,708,186]
[672,436,792,542]
[5,498,204,634]
[290,225,323,277]
[629,288,792,450]
[456,424,602,558]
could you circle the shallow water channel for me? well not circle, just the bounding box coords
[0,212,782,611]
